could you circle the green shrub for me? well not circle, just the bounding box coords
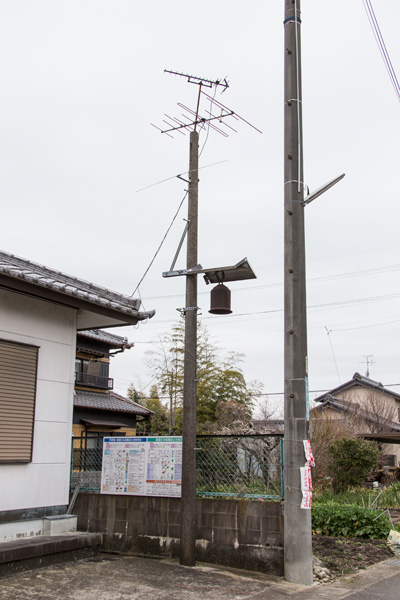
[312,501,391,539]
[327,438,379,493]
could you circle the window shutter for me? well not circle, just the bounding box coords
[0,340,38,463]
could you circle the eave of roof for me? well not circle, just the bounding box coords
[77,329,133,349]
[357,432,400,444]
[0,250,155,329]
[74,390,154,417]
[314,372,400,404]
[81,418,131,428]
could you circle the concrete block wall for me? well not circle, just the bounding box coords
[73,493,284,576]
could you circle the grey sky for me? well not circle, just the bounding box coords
[1,1,399,412]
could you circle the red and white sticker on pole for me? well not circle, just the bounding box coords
[300,440,315,509]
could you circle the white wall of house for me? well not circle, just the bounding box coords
[0,288,77,512]
[335,387,400,420]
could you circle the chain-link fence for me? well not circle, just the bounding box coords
[196,435,283,499]
[70,435,103,491]
[70,434,283,499]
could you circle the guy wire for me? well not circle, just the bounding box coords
[131,190,188,297]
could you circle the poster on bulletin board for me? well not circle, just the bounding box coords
[100,436,182,497]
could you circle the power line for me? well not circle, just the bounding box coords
[135,160,228,193]
[325,327,341,385]
[139,262,400,301]
[362,0,400,102]
[136,383,400,402]
[198,291,400,321]
[128,292,400,330]
[329,317,400,332]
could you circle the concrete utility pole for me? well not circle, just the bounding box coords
[283,0,313,586]
[180,130,199,566]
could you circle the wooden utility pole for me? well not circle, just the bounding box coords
[283,0,313,585]
[179,130,199,566]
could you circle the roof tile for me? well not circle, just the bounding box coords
[74,390,153,417]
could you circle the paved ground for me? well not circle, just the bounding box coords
[0,554,399,600]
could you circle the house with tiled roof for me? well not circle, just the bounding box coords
[0,250,154,539]
[73,329,153,440]
[313,372,400,466]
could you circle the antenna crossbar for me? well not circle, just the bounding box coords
[164,69,229,90]
[160,110,234,135]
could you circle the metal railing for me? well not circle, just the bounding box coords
[74,371,113,389]
[70,434,284,499]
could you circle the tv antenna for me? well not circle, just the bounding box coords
[151,69,262,138]
[360,354,375,378]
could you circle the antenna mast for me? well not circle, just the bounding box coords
[161,70,229,569]
[360,354,375,378]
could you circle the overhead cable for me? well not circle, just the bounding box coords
[362,0,400,102]
[131,191,188,297]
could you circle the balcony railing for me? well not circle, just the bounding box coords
[75,371,113,390]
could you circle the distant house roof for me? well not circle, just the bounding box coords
[0,250,155,329]
[77,329,133,350]
[74,390,153,418]
[314,372,400,404]
[312,394,400,432]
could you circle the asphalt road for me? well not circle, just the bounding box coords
[342,573,400,600]
[0,554,399,600]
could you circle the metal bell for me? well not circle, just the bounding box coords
[209,283,232,315]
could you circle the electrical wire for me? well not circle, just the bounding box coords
[328,317,400,332]
[139,262,400,301]
[198,85,218,159]
[362,0,400,102]
[132,382,400,401]
[135,160,228,193]
[131,289,400,328]
[325,326,341,385]
[200,291,400,321]
[131,190,188,297]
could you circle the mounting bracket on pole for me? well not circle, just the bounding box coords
[163,258,256,283]
[176,306,200,315]
[303,173,345,206]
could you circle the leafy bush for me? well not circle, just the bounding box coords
[312,501,392,539]
[327,437,379,493]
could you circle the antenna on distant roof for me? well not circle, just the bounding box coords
[360,354,375,378]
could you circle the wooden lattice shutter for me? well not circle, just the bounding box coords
[0,339,38,463]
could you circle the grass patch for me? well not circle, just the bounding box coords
[313,482,400,509]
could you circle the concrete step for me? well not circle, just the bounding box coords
[0,514,77,541]
[0,532,102,577]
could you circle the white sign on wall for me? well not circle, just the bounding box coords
[100,436,182,497]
